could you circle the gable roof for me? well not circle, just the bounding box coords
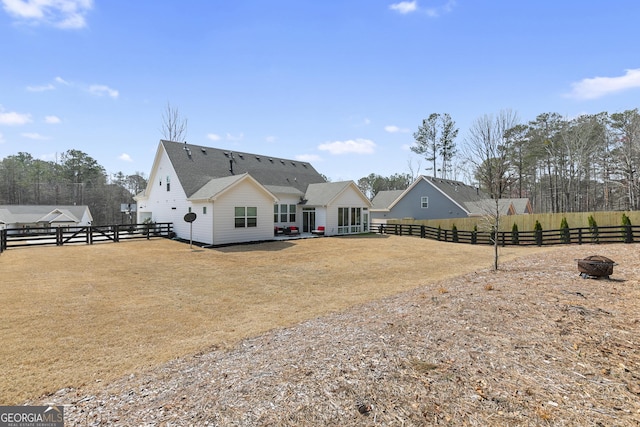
[188,173,277,202]
[386,175,487,213]
[304,181,372,207]
[465,199,515,216]
[160,140,326,198]
[370,190,405,211]
[0,205,91,224]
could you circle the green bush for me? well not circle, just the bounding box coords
[588,215,599,243]
[452,224,459,242]
[471,224,478,244]
[560,217,570,244]
[511,223,519,245]
[534,220,543,246]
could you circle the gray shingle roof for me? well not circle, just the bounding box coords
[0,205,90,224]
[303,181,354,206]
[370,190,404,210]
[422,176,487,207]
[161,140,326,198]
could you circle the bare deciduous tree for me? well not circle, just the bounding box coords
[463,109,519,270]
[161,102,188,142]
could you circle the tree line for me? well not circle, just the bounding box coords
[0,150,146,225]
[363,108,640,214]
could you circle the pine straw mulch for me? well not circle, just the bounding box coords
[36,243,639,426]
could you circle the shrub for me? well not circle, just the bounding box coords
[471,224,478,244]
[511,223,519,245]
[588,215,599,243]
[621,213,633,243]
[560,217,570,244]
[534,220,543,246]
[437,225,442,240]
[452,224,459,242]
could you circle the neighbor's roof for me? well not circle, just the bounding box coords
[422,176,488,206]
[370,190,404,211]
[509,198,532,214]
[161,140,326,198]
[0,205,91,224]
[465,199,515,216]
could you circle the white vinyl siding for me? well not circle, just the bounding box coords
[212,179,274,245]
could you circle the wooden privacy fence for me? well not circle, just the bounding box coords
[377,223,639,246]
[0,223,173,253]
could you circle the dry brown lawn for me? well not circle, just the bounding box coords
[1,234,538,405]
[2,235,639,425]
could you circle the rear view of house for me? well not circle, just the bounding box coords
[135,140,371,246]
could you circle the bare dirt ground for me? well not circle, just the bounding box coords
[2,235,639,425]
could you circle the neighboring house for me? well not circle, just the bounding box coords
[135,140,372,246]
[0,205,93,233]
[370,175,532,224]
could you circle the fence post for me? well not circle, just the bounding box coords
[56,227,63,246]
[420,225,425,239]
[0,228,5,253]
[115,225,120,243]
[578,228,583,245]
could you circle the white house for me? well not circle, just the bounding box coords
[135,140,372,246]
[0,205,93,233]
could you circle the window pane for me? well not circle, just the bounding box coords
[235,207,245,216]
[247,217,257,227]
[247,207,257,216]
[235,218,245,228]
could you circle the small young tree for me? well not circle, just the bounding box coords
[560,217,570,244]
[534,220,543,246]
[452,224,459,242]
[511,223,519,245]
[471,224,478,244]
[621,213,633,243]
[588,215,599,243]
[463,109,520,270]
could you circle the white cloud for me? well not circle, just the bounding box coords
[390,0,456,17]
[566,68,640,100]
[384,125,409,133]
[21,132,49,140]
[226,132,244,141]
[45,115,61,124]
[54,76,70,85]
[389,1,417,14]
[207,133,221,141]
[27,83,55,92]
[1,0,94,29]
[318,138,376,155]
[265,135,277,143]
[88,84,119,98]
[0,132,4,143]
[119,153,132,162]
[0,107,32,125]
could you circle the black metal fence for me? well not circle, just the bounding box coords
[0,223,173,253]
[377,223,638,246]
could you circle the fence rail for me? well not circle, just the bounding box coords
[0,223,173,253]
[377,223,638,246]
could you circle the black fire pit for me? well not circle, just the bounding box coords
[577,255,616,279]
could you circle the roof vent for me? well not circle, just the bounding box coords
[269,158,273,162]
[201,148,207,154]
[256,156,260,161]
[280,159,285,164]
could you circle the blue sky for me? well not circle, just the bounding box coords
[1,1,640,183]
